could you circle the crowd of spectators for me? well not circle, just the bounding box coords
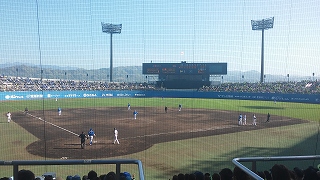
[0,76,319,94]
[0,77,155,91]
[3,164,319,180]
[198,81,320,94]
[170,164,320,180]
[1,169,135,180]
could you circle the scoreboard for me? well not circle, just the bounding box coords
[142,62,227,75]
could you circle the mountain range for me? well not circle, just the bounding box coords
[0,62,316,83]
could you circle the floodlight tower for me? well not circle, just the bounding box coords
[251,17,274,83]
[101,23,122,82]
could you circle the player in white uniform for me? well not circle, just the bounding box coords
[128,103,131,110]
[178,104,182,111]
[243,114,247,125]
[252,114,257,126]
[113,128,120,144]
[7,112,11,123]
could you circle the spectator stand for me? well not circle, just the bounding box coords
[0,159,145,180]
[232,155,320,180]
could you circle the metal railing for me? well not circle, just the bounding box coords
[232,155,320,180]
[0,159,145,180]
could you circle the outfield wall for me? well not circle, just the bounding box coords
[0,90,319,104]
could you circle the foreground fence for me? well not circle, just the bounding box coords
[232,155,320,180]
[0,159,145,180]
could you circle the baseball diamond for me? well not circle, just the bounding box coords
[12,107,306,159]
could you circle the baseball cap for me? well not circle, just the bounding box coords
[72,175,81,180]
[123,172,131,180]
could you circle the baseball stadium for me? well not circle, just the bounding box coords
[1,1,320,180]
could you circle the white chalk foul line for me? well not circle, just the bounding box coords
[27,113,79,136]
[0,101,80,137]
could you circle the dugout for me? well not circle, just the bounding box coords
[143,62,227,89]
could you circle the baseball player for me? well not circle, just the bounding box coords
[58,107,62,116]
[238,114,242,126]
[133,110,138,119]
[178,104,182,111]
[128,103,131,110]
[7,112,11,123]
[113,128,120,144]
[243,114,247,125]
[24,107,28,114]
[79,132,87,149]
[252,114,257,126]
[88,128,96,145]
[266,113,270,123]
[165,106,168,113]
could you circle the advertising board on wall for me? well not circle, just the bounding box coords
[0,90,319,104]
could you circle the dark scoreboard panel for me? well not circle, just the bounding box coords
[142,62,227,75]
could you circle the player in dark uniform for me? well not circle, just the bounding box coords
[165,106,168,113]
[24,107,28,115]
[266,113,270,122]
[133,110,138,119]
[79,132,87,149]
[58,107,62,116]
[238,114,242,126]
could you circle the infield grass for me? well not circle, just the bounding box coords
[0,98,319,179]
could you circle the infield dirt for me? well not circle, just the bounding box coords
[12,107,306,159]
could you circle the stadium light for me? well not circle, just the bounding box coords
[251,17,274,83]
[101,23,122,82]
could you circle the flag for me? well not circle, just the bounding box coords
[305,83,312,88]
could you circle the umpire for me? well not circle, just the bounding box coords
[79,132,87,149]
[266,113,271,123]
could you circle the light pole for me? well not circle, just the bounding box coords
[101,23,122,82]
[251,17,274,83]
[313,73,315,81]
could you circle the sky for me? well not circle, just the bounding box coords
[0,0,319,76]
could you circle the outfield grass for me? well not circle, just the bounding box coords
[0,98,319,179]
